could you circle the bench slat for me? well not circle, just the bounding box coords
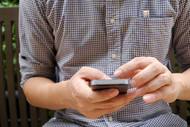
[30,105,38,127]
[40,109,48,125]
[180,101,187,120]
[0,22,9,127]
[5,21,18,127]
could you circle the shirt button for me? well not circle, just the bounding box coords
[112,54,117,59]
[108,116,113,122]
[110,18,115,24]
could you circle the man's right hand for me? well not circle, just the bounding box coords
[64,67,137,119]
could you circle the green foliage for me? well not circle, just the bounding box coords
[0,0,19,7]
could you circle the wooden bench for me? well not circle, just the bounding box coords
[0,7,189,127]
[0,7,52,127]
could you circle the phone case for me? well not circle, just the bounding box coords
[90,79,130,94]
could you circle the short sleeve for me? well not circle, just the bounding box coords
[19,0,56,86]
[172,0,190,72]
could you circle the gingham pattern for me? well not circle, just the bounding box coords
[19,0,190,126]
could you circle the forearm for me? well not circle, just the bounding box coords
[173,68,190,100]
[23,77,72,110]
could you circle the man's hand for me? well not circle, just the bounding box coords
[65,67,137,119]
[114,57,181,103]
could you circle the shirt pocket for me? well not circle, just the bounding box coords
[122,17,174,61]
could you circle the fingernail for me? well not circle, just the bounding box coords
[104,75,112,79]
[109,89,118,97]
[114,70,122,78]
[131,80,136,87]
[143,95,152,103]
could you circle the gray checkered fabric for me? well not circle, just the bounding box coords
[19,0,190,126]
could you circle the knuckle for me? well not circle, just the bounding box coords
[137,74,144,81]
[145,85,153,92]
[79,66,88,74]
[134,58,142,66]
[72,88,81,100]
[161,74,170,84]
[151,63,160,73]
[86,95,94,103]
[81,66,88,70]
[73,91,79,100]
[133,57,143,62]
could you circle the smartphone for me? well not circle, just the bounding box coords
[90,79,130,94]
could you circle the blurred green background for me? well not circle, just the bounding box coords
[0,0,19,7]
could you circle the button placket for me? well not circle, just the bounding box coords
[105,1,121,77]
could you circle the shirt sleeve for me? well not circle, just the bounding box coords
[172,0,190,72]
[19,0,56,86]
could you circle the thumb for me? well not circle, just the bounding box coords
[77,67,110,81]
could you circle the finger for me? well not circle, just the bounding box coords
[132,62,165,87]
[81,90,137,119]
[93,90,137,108]
[136,73,172,96]
[106,89,137,105]
[93,90,138,113]
[142,85,174,103]
[87,88,119,103]
[77,66,110,80]
[114,57,155,79]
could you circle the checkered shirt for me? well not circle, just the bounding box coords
[19,0,190,126]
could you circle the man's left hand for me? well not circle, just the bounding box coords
[114,57,180,103]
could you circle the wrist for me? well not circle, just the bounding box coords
[49,80,73,110]
[172,73,186,100]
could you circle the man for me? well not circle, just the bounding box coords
[19,0,190,126]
